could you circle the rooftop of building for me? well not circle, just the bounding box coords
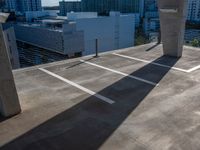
[1,43,200,150]
[16,22,64,32]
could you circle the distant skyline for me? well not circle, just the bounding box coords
[42,0,80,6]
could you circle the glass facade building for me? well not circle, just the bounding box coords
[59,1,82,16]
[5,0,42,13]
[81,0,144,15]
[187,0,200,22]
[144,0,158,12]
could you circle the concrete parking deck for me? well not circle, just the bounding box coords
[1,43,200,150]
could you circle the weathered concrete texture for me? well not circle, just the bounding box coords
[158,0,188,57]
[0,24,21,117]
[1,43,200,150]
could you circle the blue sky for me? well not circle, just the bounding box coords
[42,0,79,6]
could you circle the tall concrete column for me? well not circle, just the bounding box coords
[0,14,21,117]
[158,0,188,57]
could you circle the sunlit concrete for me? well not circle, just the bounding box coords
[158,0,188,57]
[1,43,200,150]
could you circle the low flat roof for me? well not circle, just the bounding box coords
[42,19,65,23]
[1,43,200,150]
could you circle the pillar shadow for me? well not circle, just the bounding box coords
[145,43,160,51]
[0,55,179,150]
[64,57,95,69]
[0,116,7,122]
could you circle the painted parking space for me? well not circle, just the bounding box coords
[115,44,200,71]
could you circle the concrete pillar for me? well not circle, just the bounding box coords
[0,23,21,117]
[158,0,188,57]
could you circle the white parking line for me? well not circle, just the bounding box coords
[39,68,115,104]
[187,65,200,73]
[113,53,190,73]
[80,60,158,86]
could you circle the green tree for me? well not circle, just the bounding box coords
[190,39,200,47]
[135,35,149,46]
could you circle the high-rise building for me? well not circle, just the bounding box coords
[0,0,6,9]
[143,0,159,39]
[119,0,142,13]
[18,0,42,13]
[5,0,18,11]
[144,0,158,12]
[187,0,200,22]
[59,1,81,16]
[59,0,145,17]
[81,0,144,16]
[5,0,42,13]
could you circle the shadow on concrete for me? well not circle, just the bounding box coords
[145,43,160,52]
[0,115,7,122]
[64,57,95,69]
[0,56,179,150]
